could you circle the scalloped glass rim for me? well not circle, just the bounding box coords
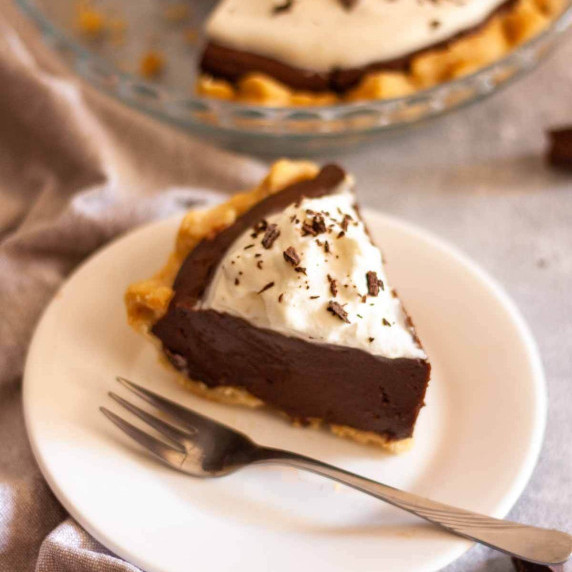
[16,0,572,142]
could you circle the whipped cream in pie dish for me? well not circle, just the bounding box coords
[126,161,430,452]
[200,176,426,360]
[197,0,564,104]
[206,0,514,72]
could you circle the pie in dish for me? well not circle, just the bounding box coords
[196,0,566,105]
[126,161,431,452]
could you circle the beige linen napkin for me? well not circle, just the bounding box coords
[0,2,265,570]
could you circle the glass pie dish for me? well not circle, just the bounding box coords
[16,0,572,155]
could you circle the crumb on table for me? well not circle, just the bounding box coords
[108,17,127,46]
[184,28,199,45]
[163,3,191,23]
[77,5,106,38]
[139,51,165,79]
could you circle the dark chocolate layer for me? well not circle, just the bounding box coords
[154,309,430,440]
[152,164,430,441]
[200,0,517,94]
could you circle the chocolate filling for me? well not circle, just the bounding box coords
[153,165,430,441]
[200,0,518,94]
[155,310,429,440]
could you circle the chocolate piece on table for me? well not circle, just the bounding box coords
[547,127,572,171]
[511,557,564,571]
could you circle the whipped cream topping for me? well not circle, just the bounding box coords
[206,0,509,72]
[200,177,426,360]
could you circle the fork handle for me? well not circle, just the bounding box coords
[253,447,572,566]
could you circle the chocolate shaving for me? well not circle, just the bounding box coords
[382,318,391,327]
[337,231,345,239]
[327,301,350,323]
[324,240,331,253]
[272,0,293,15]
[283,246,301,266]
[256,260,264,269]
[340,214,353,231]
[278,293,284,303]
[261,224,280,249]
[339,0,358,9]
[301,221,316,236]
[294,266,307,275]
[302,214,327,236]
[258,282,275,294]
[253,219,268,233]
[312,214,327,234]
[366,271,384,296]
[310,295,320,299]
[327,274,338,297]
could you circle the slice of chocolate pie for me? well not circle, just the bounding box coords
[126,161,430,452]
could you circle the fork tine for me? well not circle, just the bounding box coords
[100,407,186,467]
[116,376,231,433]
[109,392,189,452]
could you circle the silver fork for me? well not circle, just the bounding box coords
[102,377,572,566]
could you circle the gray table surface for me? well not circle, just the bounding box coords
[322,36,572,572]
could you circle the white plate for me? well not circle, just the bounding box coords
[23,211,546,572]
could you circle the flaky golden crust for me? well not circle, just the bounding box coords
[196,0,564,106]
